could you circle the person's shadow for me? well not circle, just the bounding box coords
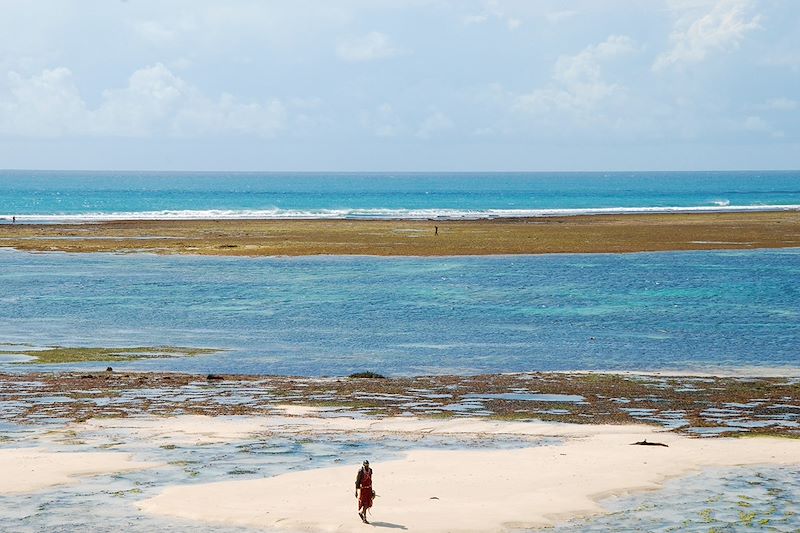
[367,521,407,529]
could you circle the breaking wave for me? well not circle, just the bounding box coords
[2,204,799,223]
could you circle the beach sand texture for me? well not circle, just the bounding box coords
[0,449,157,494]
[133,415,800,532]
[2,212,799,255]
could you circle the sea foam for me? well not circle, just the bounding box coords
[3,204,799,223]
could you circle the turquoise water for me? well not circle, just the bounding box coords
[1,170,799,220]
[0,249,797,376]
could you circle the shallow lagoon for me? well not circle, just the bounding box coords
[1,248,798,376]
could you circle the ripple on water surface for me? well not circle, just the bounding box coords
[0,249,799,375]
[554,466,800,532]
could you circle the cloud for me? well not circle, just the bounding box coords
[757,97,797,112]
[0,67,87,137]
[462,14,488,25]
[545,10,577,24]
[463,1,522,30]
[360,103,402,137]
[336,32,403,62]
[416,111,453,139]
[761,51,800,71]
[516,35,636,115]
[741,115,783,138]
[94,63,188,136]
[653,0,761,71]
[133,20,178,45]
[0,63,287,138]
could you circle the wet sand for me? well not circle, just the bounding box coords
[1,211,799,255]
[0,449,157,494]
[4,411,799,531]
[136,417,800,532]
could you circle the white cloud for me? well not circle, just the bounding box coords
[289,97,323,110]
[0,63,287,138]
[463,1,523,30]
[741,114,783,138]
[169,57,194,71]
[462,14,488,26]
[758,97,797,112]
[94,63,188,136]
[762,52,800,71]
[360,103,402,137]
[126,4,350,52]
[516,35,636,115]
[0,67,87,137]
[545,10,577,24]
[133,20,178,45]
[653,0,761,71]
[416,111,453,139]
[178,93,286,137]
[336,32,403,62]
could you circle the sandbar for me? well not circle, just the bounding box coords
[1,212,799,255]
[135,415,800,532]
[0,448,157,494]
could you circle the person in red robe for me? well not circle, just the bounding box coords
[355,460,374,523]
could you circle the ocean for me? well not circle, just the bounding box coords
[1,170,799,221]
[0,249,797,376]
[1,170,799,375]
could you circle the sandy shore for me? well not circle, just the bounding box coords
[0,448,157,494]
[129,414,800,532]
[2,411,798,530]
[1,211,799,255]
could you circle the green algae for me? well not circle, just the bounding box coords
[110,488,142,498]
[12,345,220,364]
[738,510,757,526]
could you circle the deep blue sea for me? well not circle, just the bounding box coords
[0,249,797,376]
[1,170,799,220]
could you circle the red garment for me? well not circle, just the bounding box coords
[357,468,373,509]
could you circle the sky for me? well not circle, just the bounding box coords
[0,0,798,171]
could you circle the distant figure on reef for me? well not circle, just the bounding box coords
[355,460,374,523]
[11,216,15,224]
[434,225,438,236]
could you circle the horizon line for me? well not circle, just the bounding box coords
[2,168,799,174]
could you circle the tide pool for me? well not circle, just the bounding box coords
[0,248,798,376]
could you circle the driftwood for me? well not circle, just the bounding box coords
[631,439,668,447]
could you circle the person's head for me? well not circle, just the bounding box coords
[363,460,369,468]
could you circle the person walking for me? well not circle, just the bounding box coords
[355,460,374,523]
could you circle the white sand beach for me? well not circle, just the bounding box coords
[0,448,157,494]
[123,414,800,532]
